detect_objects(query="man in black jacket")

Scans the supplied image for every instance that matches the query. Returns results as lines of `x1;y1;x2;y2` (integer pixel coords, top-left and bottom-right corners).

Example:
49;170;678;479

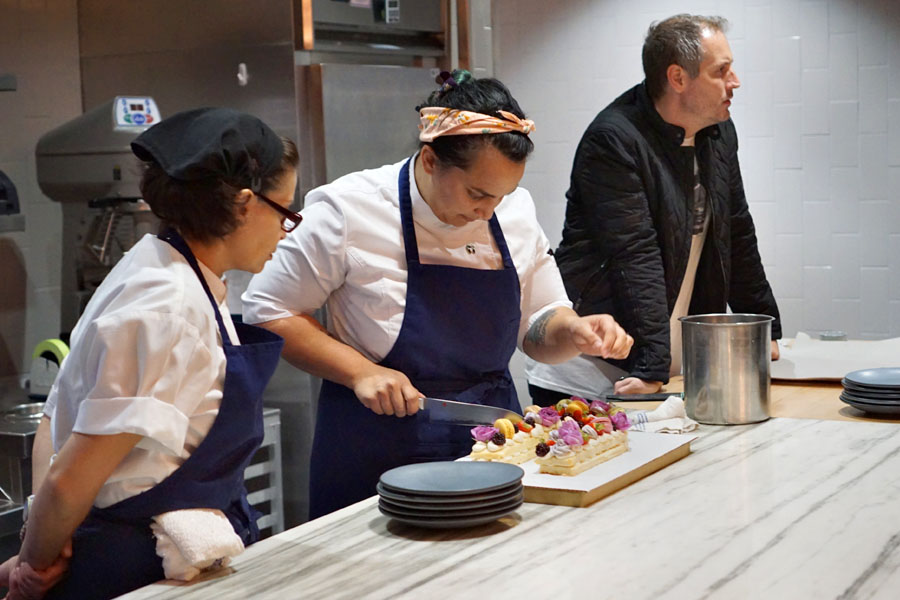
526;14;781;403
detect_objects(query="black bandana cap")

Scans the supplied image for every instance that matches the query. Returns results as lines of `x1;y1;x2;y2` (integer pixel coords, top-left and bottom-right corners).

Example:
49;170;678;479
131;107;283;192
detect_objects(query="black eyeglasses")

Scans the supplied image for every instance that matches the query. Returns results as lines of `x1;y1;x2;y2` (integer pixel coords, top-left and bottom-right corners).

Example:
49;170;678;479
256;193;303;233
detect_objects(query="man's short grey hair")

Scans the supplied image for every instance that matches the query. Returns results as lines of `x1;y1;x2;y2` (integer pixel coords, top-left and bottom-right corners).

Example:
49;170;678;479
642;14;729;101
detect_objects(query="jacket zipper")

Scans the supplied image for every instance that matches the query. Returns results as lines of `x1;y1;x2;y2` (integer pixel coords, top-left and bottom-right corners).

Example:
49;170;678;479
573;258;609;313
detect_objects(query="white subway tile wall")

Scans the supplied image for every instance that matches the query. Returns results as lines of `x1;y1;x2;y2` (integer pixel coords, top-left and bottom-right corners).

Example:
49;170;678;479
801;1;830;69
802;134;830;200
829;0;858;34
493;0;900;341
859;66;887;133
891;234;900;300
775;169;803;233
774;103;802;168
829;101;859;166
0;0;80;377
888;100;900;164
773;36;801;104
831;234;861;298
802;69;830;134
829;33;859;101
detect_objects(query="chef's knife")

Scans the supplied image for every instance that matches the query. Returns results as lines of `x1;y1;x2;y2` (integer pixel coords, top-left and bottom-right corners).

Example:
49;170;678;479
418;397;524;426
602;392;683;402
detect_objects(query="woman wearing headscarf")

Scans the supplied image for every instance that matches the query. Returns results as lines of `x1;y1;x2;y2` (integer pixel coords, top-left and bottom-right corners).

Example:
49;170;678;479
243;71;634;519
3;108;300;599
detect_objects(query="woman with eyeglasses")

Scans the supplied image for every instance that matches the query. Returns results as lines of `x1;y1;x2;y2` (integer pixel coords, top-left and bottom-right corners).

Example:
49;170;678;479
243;70;634;520
3;108;300;599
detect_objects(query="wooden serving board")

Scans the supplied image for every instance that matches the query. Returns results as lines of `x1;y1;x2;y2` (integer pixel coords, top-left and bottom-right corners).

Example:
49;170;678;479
520;432;696;507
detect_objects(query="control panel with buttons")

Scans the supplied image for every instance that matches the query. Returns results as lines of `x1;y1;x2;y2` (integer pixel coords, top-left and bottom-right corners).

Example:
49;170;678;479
114;96;161;130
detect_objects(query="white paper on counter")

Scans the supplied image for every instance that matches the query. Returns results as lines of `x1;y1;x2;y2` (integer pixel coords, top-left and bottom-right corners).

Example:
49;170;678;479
519;431;696;492
771;332;900;381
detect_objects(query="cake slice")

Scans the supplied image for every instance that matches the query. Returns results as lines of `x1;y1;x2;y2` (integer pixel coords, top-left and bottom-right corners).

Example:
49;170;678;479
469;418;546;464
534;416;629;476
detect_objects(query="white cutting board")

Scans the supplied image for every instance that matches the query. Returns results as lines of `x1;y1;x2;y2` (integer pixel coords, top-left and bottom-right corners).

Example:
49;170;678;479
516;431;696;507
771;333;900;381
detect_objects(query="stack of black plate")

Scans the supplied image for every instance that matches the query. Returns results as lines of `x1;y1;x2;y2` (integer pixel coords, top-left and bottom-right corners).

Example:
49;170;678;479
377;461;524;529
841;368;900;415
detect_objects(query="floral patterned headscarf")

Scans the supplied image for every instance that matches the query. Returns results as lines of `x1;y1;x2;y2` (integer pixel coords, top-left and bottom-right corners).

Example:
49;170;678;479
418;107;535;142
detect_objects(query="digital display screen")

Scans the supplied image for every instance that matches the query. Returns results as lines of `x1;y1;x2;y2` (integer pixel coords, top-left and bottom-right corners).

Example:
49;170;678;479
129;103;144;112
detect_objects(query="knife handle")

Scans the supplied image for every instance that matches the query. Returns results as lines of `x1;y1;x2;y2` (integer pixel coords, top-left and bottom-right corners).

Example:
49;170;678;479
418;397;425;411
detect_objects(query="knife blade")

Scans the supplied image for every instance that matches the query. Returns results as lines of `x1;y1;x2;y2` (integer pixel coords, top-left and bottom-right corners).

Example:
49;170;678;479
602;392;683;402
418;397;524;426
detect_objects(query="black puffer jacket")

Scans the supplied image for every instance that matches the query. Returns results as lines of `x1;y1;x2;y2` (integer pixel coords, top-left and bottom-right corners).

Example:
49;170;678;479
555;83;781;384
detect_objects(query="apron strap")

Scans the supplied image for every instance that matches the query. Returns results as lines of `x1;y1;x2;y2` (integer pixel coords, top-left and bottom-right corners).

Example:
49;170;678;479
398;158;420;266
398;156;517;269
158;228;234;347
487;214;515;269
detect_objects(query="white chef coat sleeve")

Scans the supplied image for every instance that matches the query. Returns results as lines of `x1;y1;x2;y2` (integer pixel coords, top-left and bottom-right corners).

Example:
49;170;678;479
242;191;349;323
71;310;215;455
43;382;58;418
515;197;572;349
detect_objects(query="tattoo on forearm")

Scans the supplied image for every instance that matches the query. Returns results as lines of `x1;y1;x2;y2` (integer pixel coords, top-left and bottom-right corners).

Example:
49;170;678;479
526;308;557;346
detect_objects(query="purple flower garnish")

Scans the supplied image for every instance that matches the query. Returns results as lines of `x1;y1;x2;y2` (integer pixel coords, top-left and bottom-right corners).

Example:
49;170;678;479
558;420;584;446
538;407;560;427
471;426;498;442
590;399;611;415
609;407;631;431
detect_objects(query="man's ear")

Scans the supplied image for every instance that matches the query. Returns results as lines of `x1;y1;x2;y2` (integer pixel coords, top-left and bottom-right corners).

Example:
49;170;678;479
666;64;688;94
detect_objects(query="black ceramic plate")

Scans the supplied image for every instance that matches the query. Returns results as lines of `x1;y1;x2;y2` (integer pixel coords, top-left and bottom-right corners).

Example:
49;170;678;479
379;461;524;496
378;485;523;512
840;391;900;405
375;482;522;510
840;394;900;415
841;382;900;400
378;498;523;529
378;493;524;518
844;368;900;390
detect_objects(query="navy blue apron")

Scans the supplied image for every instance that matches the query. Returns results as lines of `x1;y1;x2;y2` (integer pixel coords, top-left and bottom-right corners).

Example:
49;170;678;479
47;230;284;600
309;158;522;519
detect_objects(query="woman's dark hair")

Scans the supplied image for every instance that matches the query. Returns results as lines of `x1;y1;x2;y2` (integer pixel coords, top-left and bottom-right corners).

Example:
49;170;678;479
417;70;534;170
139;137;299;242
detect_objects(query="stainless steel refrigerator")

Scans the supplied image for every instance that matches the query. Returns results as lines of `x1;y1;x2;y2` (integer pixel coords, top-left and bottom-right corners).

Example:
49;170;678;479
75;0;445;526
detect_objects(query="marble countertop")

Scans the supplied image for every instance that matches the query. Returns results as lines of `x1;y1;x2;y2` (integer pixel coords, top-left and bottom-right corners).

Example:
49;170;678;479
628;377;900;424
122;417;900;599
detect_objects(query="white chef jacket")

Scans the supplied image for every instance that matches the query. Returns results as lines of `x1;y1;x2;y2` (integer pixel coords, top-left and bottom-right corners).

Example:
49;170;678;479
242;155;571;362
44;234;238;508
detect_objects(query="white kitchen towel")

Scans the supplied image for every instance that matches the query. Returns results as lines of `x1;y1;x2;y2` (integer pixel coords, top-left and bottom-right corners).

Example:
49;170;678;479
628;396;698;434
150;508;245;581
